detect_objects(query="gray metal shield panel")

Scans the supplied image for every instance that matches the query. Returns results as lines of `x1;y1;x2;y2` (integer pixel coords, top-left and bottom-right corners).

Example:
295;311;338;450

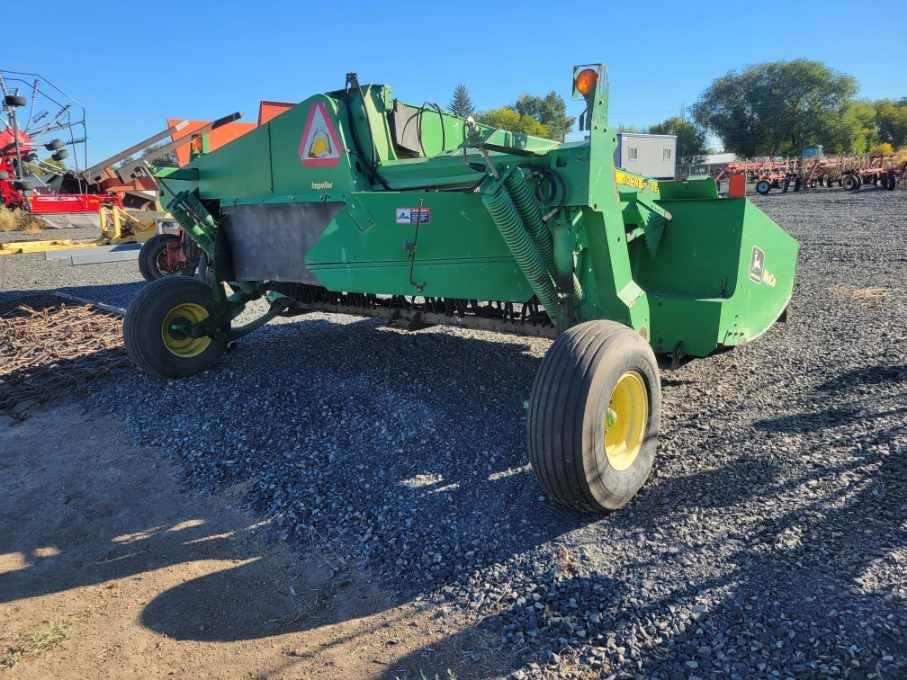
222;202;343;283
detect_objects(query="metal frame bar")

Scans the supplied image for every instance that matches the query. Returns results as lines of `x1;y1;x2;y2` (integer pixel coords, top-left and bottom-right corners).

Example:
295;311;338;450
284;301;558;338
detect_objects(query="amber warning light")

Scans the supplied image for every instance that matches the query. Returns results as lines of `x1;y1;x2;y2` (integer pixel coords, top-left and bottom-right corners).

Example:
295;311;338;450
574;68;598;97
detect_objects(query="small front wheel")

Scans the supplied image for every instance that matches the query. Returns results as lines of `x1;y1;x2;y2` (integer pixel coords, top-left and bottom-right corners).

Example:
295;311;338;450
124;276;227;379
139;234;195;281
528;321;661;512
755;180;771;195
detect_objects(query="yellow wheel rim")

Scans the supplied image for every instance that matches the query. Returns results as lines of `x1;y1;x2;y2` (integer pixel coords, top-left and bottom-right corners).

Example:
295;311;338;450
603;371;648;471
161;303;211;358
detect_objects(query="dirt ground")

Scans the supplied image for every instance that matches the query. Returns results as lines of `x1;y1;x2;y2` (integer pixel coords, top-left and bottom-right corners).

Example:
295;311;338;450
0;403;505;679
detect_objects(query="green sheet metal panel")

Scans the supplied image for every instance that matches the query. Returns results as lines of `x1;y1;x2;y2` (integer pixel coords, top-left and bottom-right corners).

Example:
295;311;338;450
647;295;724;356
718;199;799;347
194;126;274;200
267;95;362;201
306;191;534;301
632;198;747;299
634;197;798;356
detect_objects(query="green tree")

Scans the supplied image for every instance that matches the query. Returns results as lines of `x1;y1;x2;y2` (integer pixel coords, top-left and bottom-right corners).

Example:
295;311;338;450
876;99;907;148
693;59;857;157
514;92;575;141
647;117;707;161
475;107;550;138
833;100;878;153
448;84;475;118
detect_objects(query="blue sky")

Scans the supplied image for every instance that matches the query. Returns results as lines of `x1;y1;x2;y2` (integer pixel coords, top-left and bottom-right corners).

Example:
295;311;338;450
6;0;905;164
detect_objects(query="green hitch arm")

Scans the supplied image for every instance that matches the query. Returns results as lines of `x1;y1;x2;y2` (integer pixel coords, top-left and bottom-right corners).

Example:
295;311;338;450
165;190;218;259
227;291;293;341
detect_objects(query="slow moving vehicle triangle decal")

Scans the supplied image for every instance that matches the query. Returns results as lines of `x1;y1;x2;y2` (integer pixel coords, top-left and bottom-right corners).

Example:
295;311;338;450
298;101;343;168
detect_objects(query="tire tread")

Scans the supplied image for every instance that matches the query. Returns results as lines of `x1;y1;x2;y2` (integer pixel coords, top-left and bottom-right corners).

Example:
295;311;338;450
528;320;660;513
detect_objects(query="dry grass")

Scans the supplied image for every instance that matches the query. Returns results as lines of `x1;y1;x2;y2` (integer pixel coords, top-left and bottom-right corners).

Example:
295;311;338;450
0;622;69;669
0;206;16;231
21;216;45;234
0;297;129;420
0;205;45;233
829;285;890;300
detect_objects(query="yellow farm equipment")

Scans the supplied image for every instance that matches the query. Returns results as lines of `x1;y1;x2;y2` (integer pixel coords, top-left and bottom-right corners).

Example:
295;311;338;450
0;205;160;256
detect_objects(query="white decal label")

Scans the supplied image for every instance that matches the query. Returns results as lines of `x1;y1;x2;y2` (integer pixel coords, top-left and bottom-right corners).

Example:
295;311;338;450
395;207;430;225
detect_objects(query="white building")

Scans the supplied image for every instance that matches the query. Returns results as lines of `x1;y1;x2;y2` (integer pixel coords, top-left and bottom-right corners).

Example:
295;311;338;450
687;152;737;178
615;132;677;179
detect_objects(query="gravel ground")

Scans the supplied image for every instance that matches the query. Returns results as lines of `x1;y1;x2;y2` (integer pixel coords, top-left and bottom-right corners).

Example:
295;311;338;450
8;188;907;677
0;225;100;244
0;239;142;309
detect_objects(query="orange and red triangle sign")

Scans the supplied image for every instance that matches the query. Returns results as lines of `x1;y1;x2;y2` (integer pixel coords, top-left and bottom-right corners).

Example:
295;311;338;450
298;101;344;168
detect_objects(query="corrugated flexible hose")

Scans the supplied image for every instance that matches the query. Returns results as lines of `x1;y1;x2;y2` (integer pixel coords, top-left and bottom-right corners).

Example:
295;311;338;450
503;168;555;272
481;184;560;320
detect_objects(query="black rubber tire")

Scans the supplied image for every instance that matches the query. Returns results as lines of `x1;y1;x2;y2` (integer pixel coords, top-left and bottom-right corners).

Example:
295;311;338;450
44;139;65;151
528;320;661;512
138;234;194;281
4;94;26;107
139;234;174;281
886;172;897;190
843;174;859;191
755;180;771;195
123;276;227;379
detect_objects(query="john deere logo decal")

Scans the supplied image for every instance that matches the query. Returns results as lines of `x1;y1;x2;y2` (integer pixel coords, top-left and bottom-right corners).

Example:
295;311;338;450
749;246;766;284
299;101;343;168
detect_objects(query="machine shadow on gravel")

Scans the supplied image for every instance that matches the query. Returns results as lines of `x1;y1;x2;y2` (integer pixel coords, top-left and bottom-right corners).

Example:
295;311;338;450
0;282;143;310
632;421;906;676
91;315;599;643
384;412;907;677
754;361;906;435
815;364;907;393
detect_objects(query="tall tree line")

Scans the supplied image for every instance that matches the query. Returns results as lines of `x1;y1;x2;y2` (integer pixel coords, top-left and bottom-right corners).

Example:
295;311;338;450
693;60;907;156
447;61;906;156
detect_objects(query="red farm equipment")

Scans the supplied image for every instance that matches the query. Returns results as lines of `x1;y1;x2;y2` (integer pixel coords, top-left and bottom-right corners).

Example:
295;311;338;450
0;69;125;221
1;73;296;276
715;153;903;196
1;69;279;227
811;154;903;191
1;67;290;268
